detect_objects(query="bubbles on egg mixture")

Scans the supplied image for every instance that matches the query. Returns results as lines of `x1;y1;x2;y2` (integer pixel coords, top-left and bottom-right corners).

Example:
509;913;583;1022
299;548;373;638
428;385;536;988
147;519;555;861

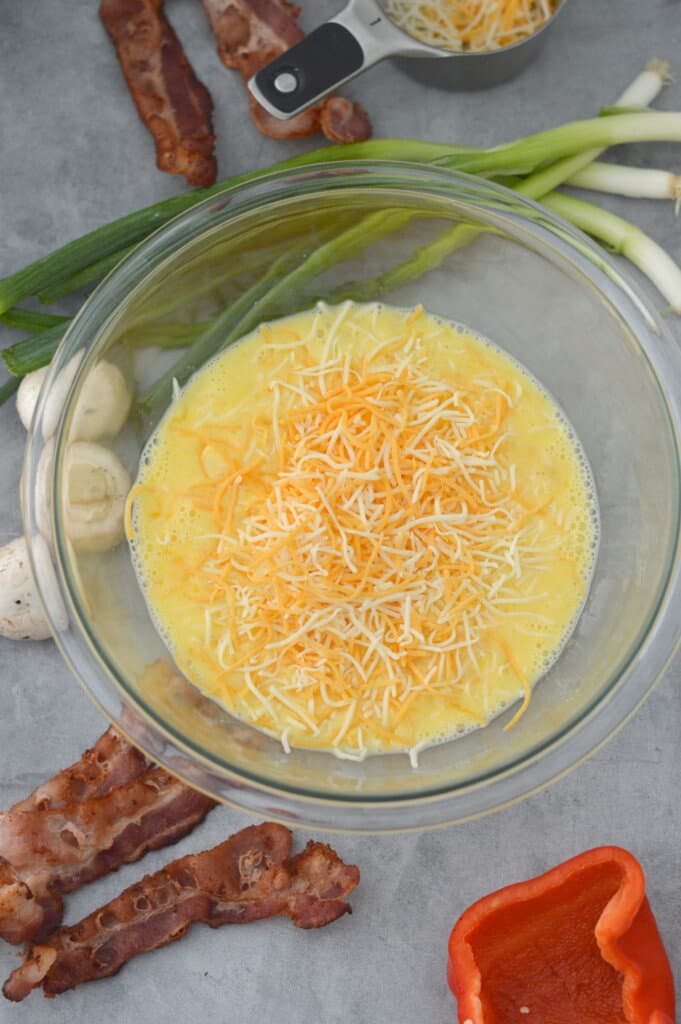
367;307;599;757
404;378;600;756
128;301;600;761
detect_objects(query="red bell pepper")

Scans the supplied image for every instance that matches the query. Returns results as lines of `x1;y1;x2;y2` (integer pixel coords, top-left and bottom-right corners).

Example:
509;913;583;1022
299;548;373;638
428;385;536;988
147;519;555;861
448;846;675;1024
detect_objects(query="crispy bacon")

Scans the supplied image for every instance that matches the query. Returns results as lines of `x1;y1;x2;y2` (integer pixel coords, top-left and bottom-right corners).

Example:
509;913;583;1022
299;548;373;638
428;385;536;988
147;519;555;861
3;824;360;1001
202;0;304;67
200;0;372;143
224;44;317;140
11;728;147;813
0;761;215;945
319;97;372;145
0;729;149;946
100;0;217;186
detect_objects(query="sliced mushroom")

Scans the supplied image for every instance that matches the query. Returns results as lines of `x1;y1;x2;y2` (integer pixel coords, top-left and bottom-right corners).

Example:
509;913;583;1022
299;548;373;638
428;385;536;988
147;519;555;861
63;442;131;553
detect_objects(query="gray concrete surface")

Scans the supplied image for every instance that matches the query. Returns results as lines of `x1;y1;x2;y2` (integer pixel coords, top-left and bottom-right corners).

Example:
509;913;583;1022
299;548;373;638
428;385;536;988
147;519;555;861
1;1;680;1021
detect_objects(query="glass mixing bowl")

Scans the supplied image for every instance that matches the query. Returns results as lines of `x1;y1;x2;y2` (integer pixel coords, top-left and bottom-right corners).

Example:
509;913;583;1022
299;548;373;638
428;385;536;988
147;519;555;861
23;163;681;831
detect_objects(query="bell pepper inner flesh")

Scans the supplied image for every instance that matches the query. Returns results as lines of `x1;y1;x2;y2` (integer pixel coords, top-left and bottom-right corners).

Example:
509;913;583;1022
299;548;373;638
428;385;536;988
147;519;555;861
466;863;626;1024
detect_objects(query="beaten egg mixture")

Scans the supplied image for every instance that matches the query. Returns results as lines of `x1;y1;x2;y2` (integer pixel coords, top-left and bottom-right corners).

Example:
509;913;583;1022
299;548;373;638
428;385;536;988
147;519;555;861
127;302;597;762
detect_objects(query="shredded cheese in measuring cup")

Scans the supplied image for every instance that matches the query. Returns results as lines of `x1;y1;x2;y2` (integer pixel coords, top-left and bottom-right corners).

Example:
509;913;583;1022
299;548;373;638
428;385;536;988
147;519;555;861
384;0;559;53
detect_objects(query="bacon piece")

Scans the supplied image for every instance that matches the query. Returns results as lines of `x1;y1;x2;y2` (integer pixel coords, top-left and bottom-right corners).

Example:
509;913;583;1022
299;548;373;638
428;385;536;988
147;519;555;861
0;766;215;945
319;97;373;145
3;824;360;1001
200;1;372;143
0;861;63;949
11;728;147;813
203;0;304;67
0;728;148;945
100;0;217;186
244;56;324;139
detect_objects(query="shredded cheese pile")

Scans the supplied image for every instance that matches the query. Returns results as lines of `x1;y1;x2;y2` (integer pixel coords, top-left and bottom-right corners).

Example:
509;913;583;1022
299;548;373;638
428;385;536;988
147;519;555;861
385;0;559;53
130;305;572;762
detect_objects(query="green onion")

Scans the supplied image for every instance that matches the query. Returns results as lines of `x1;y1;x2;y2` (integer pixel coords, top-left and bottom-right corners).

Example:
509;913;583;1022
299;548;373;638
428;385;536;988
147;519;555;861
2;322;69;375
598;106;655;117
37;245;139;304
567;161;681;203
140;210;415;412
0;61;678;416
138;209;417;414
230;209;417;327
4;105;681;315
515;66;667;202
0;141;463;316
448;112;681;178
36;213;350;307
613;59;671;106
322;223;483;306
137;103;681;414
128;218;353;332
138;255;296;415
0;309;69;331
0;200;202;317
542;191;681;312
0;376;20;405
322;62;672;304
122;321;209;349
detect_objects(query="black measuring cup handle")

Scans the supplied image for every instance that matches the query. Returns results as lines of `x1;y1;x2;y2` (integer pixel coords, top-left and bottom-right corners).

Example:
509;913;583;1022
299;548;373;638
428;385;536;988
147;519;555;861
248;0;437;120
249;24;366;118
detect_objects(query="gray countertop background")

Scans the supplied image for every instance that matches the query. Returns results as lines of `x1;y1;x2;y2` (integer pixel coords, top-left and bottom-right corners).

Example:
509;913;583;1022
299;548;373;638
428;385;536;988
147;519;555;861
1;1;680;1021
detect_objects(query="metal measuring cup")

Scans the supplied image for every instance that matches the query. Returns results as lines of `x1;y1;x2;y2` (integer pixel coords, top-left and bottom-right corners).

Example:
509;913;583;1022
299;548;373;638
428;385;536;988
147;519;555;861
248;0;568;118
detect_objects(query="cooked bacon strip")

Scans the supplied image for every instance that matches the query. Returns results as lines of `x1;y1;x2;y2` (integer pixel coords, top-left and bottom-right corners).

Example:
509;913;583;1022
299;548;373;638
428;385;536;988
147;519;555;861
0;729;149;945
11;728;147;813
100;0;217;186
0;767;215;945
236;48;325;139
202;0;304;67
3;824;359;1001
200;0;372;143
0;861;63;950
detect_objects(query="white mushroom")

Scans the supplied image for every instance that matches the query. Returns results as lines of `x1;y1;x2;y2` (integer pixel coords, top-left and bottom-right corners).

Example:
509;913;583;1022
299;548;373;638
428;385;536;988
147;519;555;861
70;361;131;442
42;352;83;440
18;357;131;443
35;438;54;540
16;367;48;431
31;534;68;633
0;537;52;640
63;442;131;553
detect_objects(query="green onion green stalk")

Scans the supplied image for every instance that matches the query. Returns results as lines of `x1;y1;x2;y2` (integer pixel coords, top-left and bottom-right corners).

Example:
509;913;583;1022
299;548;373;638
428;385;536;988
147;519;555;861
1;60;679;411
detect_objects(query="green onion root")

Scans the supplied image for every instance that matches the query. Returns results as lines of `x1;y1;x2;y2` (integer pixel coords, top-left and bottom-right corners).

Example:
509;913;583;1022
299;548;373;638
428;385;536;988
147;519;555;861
616;59;672;107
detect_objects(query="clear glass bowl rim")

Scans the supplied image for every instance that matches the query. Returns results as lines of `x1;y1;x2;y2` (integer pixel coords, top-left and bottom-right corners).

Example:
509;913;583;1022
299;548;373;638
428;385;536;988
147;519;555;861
23;161;681;832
